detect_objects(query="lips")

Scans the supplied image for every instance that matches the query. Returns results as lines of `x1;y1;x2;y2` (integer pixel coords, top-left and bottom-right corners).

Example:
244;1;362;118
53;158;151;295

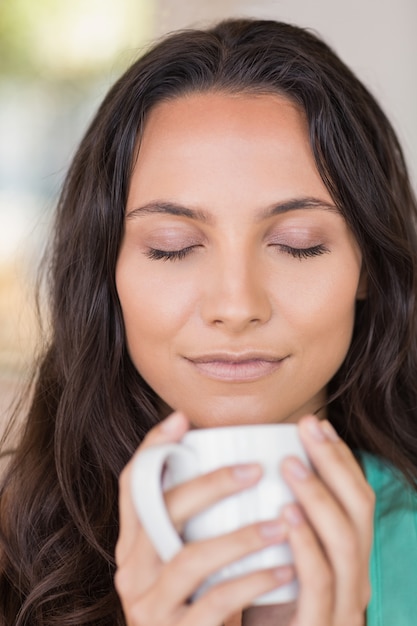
185;352;286;382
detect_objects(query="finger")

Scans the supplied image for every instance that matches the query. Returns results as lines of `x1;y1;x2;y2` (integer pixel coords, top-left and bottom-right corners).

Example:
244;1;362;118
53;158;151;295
164;463;262;530
142;518;290;617
126;565;294;626
116;463;263;600
115;516;168;606
179;566;295;626
283;505;333;626
117;514;290;623
282;456;366;617
297;415;374;570
116;411;190;567
298;416;374;532
283;418;373;619
140;410;190;450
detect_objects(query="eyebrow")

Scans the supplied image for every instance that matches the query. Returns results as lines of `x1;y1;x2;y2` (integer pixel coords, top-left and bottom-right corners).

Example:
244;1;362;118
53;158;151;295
126;197;338;223
126;201;211;223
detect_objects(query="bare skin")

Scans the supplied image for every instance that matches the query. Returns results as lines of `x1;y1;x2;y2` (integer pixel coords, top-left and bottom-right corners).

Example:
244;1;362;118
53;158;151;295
115;412;373;625
115;93;373;624
116;93;366;429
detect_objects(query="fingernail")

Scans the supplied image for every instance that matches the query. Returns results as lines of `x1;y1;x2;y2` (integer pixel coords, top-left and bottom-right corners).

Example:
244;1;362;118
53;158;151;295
273;565;295;582
321;420;340;442
305;416;326;442
233;464;262;483
283;505;304;527
161;412;186;434
285;458;310;480
259;519;287;539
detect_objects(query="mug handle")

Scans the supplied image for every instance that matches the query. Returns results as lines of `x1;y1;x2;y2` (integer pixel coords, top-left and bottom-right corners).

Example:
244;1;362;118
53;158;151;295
130;443;197;561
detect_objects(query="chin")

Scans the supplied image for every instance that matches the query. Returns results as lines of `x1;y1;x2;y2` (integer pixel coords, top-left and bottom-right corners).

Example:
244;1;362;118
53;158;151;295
176;397;284;429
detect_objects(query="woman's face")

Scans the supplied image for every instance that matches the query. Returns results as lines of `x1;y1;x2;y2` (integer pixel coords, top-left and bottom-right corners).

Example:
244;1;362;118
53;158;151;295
116;92;364;427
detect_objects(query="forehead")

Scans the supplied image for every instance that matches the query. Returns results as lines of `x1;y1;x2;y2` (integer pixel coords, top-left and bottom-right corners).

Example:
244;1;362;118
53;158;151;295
128;92;333;213
138;91;309;155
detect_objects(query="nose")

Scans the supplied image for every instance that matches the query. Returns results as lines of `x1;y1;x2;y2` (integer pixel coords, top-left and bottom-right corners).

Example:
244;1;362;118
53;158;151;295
200;254;272;333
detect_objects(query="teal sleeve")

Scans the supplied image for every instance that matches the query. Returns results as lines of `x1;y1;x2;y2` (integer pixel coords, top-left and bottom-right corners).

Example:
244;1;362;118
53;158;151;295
360;453;417;626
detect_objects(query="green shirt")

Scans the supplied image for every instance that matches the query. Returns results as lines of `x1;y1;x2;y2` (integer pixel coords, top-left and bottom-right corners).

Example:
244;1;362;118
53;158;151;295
359;453;417;625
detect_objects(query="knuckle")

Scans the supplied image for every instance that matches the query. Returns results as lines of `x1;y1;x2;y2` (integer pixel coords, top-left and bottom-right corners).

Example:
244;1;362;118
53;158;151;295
359;478;375;501
119;463;132;492
290;519;333;595
129;599;153;626
349;611;366;626
142;417;178;447
141;429;160;447
310;562;333;595
114;566;132;600
234;524;263;553
173;544;201;579
355;484;375;522
324;519;358;559
364;484;376;511
336;530;359;561
219;465;237;487
206;466;236;491
114;538;124;567
203;585;231;614
308;486;330;510
200;467;226;492
362;580;372;606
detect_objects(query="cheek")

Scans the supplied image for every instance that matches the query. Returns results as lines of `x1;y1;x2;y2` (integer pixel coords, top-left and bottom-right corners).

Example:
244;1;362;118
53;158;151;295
115;255;197;360
300;274;359;368
277;256;360;349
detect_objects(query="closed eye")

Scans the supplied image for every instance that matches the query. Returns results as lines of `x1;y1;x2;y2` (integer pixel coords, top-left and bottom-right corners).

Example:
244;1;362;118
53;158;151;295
145;246;198;261
145;243;329;262
276;244;330;259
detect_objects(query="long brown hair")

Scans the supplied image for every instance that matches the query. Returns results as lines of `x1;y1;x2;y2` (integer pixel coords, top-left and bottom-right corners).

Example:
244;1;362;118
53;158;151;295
1;18;417;625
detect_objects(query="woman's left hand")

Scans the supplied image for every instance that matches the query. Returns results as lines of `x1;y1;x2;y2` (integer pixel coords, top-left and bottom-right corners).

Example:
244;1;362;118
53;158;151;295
244;414;375;626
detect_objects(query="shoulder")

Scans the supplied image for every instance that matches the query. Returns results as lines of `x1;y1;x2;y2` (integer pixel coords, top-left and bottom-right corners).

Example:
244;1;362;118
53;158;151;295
359;451;417;508
357;452;417;626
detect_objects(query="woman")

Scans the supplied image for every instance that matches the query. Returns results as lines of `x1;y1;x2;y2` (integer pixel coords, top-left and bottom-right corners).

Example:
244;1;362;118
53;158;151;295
1;18;417;626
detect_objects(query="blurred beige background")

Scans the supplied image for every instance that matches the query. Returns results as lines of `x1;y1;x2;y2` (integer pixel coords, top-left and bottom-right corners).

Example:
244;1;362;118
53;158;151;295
1;0;416;424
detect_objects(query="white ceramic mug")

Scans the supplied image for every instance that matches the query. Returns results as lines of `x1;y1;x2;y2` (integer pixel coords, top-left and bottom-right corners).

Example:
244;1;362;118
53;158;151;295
131;423;310;605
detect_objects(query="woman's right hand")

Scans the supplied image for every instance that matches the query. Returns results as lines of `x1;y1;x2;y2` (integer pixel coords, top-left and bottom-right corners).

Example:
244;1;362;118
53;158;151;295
114;411;295;626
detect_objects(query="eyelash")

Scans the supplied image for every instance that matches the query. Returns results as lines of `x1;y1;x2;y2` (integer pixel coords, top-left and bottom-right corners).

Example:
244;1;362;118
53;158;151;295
145;244;329;262
276;244;329;259
145;246;197;261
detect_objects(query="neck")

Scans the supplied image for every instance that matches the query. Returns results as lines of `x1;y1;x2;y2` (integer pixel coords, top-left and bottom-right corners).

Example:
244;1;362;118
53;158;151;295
224;603;296;626
242;602;296;626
